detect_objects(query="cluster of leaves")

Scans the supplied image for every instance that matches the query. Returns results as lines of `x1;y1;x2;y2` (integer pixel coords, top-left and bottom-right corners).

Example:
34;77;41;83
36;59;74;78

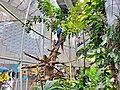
51;66;116;90
74;0;120;77
25;16;42;33
75;0;120;60
38;0;55;16
32;80;59;90
38;0;63;31
62;0;106;36
74;0;107;63
63;0;120;89
107;15;120;52
25;0;69;35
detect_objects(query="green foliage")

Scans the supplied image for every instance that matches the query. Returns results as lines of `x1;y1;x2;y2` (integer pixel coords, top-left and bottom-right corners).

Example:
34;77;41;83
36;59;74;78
51;66;116;90
74;0;108;63
106;21;120;52
38;0;55;16
25;16;41;33
32;80;58;90
71;0;119;89
26;0;69;36
62;0;106;36
52;79;78;90
37;0;68;32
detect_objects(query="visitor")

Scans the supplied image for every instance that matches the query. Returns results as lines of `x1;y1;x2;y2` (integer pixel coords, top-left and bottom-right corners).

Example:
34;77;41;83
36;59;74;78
0;72;10;90
8;69;15;89
8;69;15;80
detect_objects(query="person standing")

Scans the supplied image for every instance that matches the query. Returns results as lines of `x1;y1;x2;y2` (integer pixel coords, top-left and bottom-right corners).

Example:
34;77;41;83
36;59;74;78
8;69;15;89
8;69;15;80
0;72;10;90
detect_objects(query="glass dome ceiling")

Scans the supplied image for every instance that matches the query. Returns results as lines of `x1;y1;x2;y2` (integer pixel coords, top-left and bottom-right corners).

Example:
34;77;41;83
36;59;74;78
1;0;59;17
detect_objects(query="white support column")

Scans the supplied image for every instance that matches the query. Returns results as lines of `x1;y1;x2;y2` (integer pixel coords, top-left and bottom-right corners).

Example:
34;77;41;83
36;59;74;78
50;28;52;49
26;77;28;90
15;77;18;90
19;0;32;90
19;62;22;90
68;34;72;79
41;18;44;55
75;36;77;61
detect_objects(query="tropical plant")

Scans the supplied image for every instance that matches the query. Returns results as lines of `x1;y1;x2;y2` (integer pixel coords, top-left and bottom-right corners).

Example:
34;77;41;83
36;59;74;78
25;0;69;34
52;66;116;90
32;80;60;90
62;0;119;89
